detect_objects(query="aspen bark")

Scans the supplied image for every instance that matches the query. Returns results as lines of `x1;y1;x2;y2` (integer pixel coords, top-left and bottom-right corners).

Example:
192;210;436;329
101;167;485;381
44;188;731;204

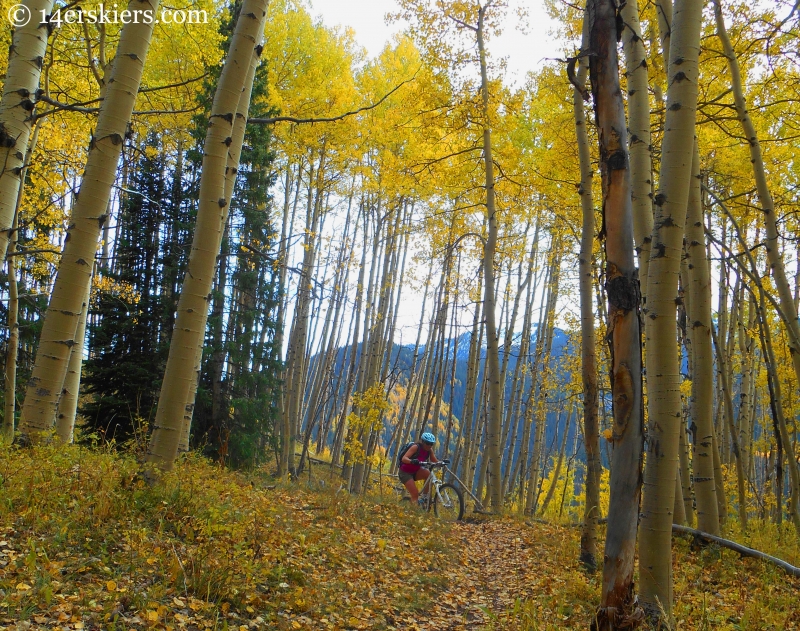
587;1;644;626
19;0;161;440
2;240;20;444
572;16;601;572
476;5;503;511
0;0;55;260
146;0;269;472
684;139;720;534
2;115;42;444
677;421;694;527
638;0;703;620
620;0;653;297
177;29;263;457
55;275;91;444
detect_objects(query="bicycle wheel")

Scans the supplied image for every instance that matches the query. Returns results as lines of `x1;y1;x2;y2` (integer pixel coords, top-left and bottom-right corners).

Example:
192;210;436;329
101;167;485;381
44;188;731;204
434;483;464;521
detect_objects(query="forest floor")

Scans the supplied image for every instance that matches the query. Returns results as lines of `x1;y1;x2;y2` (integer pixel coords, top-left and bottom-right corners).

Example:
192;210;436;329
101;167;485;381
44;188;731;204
1;444;800;630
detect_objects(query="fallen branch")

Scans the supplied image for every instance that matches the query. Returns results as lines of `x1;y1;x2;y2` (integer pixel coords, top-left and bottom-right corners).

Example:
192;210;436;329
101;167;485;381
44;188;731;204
672;524;800;578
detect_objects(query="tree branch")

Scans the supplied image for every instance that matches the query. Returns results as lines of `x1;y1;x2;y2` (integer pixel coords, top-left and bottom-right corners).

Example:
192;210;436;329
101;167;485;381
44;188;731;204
672;524;800;578
249;72;419;125
33;74;209;120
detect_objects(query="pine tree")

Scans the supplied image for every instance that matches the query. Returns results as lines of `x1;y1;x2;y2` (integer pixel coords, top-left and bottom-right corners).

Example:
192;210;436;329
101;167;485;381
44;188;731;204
82;136;179;440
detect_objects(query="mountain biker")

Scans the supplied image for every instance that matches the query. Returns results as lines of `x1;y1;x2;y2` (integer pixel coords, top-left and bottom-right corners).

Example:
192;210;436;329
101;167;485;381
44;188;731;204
398;432;439;505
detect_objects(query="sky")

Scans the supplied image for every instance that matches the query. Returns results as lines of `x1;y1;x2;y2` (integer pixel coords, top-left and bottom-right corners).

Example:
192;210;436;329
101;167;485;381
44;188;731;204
306;0;560;86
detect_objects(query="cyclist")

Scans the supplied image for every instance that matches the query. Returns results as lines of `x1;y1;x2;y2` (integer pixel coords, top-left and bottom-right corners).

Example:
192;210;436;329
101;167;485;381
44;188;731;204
398;432;439;505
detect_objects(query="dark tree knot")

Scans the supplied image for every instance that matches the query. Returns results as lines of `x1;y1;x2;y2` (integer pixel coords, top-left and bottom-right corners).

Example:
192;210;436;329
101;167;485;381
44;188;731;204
606;273;640;312
607;149;627;171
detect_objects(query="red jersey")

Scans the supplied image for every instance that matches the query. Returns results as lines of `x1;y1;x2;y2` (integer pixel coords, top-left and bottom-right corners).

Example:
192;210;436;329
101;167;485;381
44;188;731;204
399;444;432;475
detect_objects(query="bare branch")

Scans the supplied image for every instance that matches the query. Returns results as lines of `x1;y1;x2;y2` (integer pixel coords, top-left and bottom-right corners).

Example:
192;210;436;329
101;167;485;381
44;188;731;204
250;72;419;125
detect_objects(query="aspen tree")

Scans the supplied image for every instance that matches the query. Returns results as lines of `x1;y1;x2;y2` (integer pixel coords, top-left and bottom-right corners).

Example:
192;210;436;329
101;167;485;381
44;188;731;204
330;208;369;467
538;405;573;516
571;15;601;572
475;2;504;511
514;265;551;511
619;0;653;296
677;250;694;528
684;139;720;534
146;0;269;472
177;32;264;456
55;277;90;444
736;297;756;477
711;325;748;530
0;0;55;261
525;252;560;515
19;0;162;440
2;224;20;444
457;268;484;482
586;0;644;626
2;108;43;444
501;236;539;498
756;300;800;534
285;152;326;475
638;0;703;620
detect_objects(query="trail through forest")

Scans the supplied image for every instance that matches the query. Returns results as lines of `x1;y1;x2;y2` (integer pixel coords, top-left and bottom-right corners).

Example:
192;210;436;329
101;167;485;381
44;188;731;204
416;519;593;630
1;448;800;630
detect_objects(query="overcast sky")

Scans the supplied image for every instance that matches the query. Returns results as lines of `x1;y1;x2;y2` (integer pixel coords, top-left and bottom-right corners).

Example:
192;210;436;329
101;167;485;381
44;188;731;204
306;0;560;86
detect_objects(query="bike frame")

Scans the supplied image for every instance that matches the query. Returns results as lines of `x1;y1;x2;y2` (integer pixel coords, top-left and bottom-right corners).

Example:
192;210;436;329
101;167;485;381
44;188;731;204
419;462;485;513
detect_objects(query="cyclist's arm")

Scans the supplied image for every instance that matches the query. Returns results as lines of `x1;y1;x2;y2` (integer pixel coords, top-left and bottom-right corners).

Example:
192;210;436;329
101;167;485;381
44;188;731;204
401;444;419;464
430;451;439;463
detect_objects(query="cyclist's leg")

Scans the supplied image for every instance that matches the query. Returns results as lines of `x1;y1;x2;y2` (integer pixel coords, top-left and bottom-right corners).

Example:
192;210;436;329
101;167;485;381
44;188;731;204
400;471;420;501
416;468;431;496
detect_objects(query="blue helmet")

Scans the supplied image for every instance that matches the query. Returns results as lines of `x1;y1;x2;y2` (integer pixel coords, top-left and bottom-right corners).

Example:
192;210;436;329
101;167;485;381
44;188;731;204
421;432;436;445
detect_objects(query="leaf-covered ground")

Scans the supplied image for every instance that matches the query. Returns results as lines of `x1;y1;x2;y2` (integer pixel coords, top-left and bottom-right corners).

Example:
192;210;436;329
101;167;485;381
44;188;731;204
1;445;799;630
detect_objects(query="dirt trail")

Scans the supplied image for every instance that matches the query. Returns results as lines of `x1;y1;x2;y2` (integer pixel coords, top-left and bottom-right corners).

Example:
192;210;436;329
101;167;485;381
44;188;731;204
401;519;595;630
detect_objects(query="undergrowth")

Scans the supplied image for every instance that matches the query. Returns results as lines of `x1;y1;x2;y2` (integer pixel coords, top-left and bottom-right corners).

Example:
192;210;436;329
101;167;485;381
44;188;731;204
1;444;798;630
0;443;450;630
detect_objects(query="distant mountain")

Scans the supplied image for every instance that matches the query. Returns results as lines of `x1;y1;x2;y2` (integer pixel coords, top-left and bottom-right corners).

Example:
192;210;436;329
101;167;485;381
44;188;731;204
313;326;589;481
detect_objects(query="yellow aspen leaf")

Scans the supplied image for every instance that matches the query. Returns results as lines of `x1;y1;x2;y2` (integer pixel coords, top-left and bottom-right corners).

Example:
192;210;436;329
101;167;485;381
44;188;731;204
146;610;159;622
602;428;614;441
173;597;186;608
15;583;31;590
106;580;117;592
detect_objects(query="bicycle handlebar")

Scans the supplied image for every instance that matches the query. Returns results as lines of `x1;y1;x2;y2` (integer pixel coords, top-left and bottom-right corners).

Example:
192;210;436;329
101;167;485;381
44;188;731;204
420;460;450;469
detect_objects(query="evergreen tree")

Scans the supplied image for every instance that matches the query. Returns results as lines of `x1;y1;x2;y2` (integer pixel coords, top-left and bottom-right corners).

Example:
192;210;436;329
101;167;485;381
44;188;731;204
82;136;186;439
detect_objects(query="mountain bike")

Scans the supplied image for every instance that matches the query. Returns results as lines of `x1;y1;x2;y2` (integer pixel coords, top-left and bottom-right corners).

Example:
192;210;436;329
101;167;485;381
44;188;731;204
417;461;465;521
